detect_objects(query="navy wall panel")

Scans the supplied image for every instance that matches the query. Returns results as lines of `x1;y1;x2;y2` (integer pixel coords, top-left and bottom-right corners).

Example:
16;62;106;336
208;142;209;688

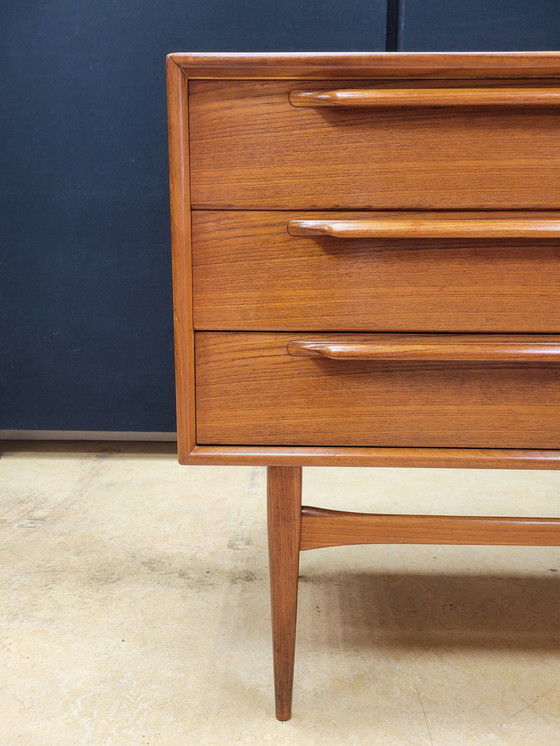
2;1;557;432
401;0;560;51
0;1;387;432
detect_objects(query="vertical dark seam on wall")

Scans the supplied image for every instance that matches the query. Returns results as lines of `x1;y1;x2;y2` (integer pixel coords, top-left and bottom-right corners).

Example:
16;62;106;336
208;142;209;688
397;0;406;50
386;0;406;51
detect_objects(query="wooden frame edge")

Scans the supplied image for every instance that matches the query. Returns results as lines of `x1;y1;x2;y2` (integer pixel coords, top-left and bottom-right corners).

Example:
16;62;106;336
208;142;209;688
167;51;560;80
181;445;560;469
167;56;195;462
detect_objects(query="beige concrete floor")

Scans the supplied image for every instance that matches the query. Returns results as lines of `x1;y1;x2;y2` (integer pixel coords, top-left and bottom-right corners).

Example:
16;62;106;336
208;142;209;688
1;441;560;745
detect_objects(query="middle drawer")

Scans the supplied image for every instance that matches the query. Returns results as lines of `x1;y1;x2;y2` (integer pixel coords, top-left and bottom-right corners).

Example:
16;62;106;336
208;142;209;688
192;211;560;332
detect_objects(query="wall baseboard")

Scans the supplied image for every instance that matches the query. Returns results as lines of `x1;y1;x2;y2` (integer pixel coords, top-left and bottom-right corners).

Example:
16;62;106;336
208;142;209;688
0;430;177;441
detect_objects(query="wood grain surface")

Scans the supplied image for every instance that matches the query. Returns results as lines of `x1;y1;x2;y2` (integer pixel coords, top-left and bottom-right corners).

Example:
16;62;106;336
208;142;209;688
171;52;560;467
184;445;560;469
169;52;560;80
287;338;560;361
300;506;560;550
189;79;560;209
267;467;301;721
287;215;560;238
167;57;195;463
289;86;560;107
195;332;560;449
192;210;560;332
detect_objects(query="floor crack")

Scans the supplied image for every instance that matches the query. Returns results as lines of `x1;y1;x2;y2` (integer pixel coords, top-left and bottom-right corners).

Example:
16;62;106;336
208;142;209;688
414;680;434;746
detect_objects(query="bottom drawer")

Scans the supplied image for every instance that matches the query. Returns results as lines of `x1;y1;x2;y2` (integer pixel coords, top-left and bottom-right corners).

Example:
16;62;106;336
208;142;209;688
195;333;560;448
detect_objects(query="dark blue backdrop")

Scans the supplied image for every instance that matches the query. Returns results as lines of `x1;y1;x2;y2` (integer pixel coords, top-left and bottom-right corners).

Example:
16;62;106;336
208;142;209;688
1;1;558;432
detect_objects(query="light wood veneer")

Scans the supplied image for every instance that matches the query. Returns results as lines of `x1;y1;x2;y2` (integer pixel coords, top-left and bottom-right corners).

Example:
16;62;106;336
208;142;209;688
189;79;560;209
192;210;560;332
195;332;560;448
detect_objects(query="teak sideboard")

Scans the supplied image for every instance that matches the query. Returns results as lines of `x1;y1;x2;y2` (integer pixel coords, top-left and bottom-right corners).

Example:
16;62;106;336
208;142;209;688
166;52;560;720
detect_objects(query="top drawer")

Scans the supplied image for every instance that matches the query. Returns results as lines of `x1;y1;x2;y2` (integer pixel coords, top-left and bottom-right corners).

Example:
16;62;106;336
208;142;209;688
189;79;560;209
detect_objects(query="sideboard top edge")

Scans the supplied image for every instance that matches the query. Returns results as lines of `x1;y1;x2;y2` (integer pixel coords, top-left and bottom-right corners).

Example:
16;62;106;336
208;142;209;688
167;52;560;79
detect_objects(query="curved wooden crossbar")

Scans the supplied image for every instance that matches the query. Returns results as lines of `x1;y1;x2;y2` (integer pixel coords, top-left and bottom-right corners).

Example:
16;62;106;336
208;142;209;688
300;505;560;551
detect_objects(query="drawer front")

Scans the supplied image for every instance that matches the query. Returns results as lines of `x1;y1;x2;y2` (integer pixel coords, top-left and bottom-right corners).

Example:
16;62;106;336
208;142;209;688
193;210;560;332
189;79;560;209
195;333;560;448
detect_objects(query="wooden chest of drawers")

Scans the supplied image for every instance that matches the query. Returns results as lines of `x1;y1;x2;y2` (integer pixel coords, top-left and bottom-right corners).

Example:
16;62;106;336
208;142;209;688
167;52;560;720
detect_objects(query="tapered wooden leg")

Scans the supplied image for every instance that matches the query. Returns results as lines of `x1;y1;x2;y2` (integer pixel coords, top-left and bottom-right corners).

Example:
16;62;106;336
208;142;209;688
267;465;302;721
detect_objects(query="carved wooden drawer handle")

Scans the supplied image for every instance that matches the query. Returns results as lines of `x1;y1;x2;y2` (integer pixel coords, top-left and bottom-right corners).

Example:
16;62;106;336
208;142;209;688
287;340;560;362
289;87;560;108
287;217;560;239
